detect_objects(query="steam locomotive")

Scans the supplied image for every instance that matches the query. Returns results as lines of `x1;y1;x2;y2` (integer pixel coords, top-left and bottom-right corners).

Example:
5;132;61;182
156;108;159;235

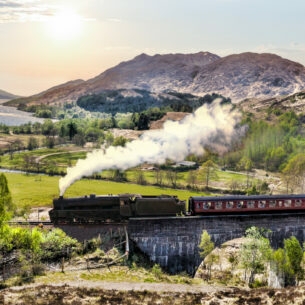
49;193;186;224
49;193;305;224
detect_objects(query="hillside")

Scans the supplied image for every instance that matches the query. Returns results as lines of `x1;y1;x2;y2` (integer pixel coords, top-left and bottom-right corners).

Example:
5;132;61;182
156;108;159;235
238;90;305;120
0;89;19;100
6;51;305;107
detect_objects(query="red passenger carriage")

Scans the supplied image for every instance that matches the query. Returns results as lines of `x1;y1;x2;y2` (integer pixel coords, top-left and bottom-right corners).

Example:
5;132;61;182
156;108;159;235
189;194;305;215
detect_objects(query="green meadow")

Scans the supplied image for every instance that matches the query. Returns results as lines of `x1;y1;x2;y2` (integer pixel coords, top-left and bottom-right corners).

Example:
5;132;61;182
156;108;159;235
5;172;206;210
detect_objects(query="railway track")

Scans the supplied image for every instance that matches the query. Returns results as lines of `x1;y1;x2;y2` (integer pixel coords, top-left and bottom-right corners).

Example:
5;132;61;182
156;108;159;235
7;221;53;227
7;221;127;227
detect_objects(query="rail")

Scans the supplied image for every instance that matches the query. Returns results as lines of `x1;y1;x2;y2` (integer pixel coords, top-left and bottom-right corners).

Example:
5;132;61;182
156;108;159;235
7;221;53;226
7;220;129;226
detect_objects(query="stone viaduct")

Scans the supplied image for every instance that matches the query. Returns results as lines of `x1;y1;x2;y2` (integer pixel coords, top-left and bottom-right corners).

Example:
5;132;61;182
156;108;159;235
59;212;305;276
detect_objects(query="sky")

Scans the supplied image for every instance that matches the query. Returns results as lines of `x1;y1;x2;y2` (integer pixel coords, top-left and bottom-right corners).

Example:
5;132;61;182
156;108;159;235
1;0;305;97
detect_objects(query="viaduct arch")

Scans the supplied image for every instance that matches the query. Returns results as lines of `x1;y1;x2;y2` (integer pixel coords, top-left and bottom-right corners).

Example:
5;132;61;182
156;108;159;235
128;213;305;275
59;212;305;275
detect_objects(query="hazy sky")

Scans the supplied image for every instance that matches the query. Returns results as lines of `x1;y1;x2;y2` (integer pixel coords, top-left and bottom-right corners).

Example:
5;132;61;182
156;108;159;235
1;0;305;96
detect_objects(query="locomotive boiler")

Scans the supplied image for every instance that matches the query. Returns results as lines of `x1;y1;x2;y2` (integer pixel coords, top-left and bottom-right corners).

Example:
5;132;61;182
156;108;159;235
49;193;186;224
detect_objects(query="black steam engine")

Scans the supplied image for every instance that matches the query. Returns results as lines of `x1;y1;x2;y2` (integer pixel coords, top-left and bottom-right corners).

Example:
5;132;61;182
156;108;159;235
49;193;305;224
49;193;186;224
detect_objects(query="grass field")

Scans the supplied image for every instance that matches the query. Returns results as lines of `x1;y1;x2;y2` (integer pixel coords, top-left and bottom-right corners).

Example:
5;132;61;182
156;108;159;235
2;144;275;214
5;172;206;211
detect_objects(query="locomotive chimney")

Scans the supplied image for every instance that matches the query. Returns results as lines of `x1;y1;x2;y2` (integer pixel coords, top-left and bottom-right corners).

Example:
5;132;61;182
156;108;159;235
59;195;63;200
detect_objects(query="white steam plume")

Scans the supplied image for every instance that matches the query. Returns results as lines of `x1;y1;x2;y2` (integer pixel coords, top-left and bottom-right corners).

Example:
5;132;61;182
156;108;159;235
59;100;241;195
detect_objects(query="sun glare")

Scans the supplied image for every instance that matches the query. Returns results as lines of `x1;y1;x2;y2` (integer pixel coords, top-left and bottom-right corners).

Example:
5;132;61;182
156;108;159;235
46;9;83;41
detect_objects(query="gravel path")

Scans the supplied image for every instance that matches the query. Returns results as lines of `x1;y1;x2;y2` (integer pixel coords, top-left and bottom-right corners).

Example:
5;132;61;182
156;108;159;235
66;280;225;293
6;280;226;294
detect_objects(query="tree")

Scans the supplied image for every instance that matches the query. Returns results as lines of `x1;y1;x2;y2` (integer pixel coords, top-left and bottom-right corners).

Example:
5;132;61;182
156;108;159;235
67;120;78;140
105;132;114;147
42;119;56;137
198;230;215;280
198;230;214;259
240;226;272;286
112;169;127;182
154;168;164;186
137;113;150;130
44;136;55;149
165;170;178;188
282;154;305;193
199;160;218;189
187;170;197;189
135;169;147;185
270;248;286;287
284;236;303;285
27;136;39;151
8;138;23;160
238;156;253;189
228;252;239;274
23;155;36;173
270;237;304;287
73;134;86;147
0;173;14;227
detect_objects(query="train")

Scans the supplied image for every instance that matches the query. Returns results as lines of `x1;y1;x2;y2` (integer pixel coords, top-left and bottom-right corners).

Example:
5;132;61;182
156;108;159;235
49;193;305;224
49;193;186;224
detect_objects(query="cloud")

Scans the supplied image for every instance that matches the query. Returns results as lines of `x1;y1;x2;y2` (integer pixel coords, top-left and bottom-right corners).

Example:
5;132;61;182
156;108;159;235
0;1;22;8
0;0;56;23
106;18;121;23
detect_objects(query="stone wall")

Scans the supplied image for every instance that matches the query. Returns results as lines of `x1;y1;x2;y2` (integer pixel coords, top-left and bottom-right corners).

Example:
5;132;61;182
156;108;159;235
128;213;305;275
57;223;127;243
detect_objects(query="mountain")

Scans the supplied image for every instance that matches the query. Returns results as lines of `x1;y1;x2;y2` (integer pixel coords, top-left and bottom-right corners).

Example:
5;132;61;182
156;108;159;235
0;89;19;100
87;52;220;93
191;53;305;101
6;79;86;107
6;52;305;106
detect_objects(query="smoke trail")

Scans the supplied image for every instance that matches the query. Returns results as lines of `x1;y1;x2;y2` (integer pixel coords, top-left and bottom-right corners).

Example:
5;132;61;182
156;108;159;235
59;100;242;195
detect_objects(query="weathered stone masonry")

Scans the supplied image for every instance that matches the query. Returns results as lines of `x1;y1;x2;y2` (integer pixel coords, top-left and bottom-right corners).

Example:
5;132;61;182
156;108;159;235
57;213;305;276
128;213;305;275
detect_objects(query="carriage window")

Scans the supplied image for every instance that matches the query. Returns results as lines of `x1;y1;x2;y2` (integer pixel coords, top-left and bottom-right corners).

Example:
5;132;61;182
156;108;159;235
295;199;302;207
278;200;283;207
226;201;234;208
204;202;211;209
284;200;292;207
247;201;255;208
258;200;266;208
196;202;201;209
215;202;223;209
237;201;244;208
269;200;276;208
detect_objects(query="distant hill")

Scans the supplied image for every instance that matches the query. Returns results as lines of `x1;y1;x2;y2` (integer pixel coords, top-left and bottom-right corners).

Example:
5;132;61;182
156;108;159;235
0;89;19;100
6;51;305;106
5;79;85;107
238;90;305;121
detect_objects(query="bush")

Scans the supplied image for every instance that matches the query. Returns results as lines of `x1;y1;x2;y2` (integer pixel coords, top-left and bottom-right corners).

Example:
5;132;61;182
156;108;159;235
40;228;81;261
151;264;164;280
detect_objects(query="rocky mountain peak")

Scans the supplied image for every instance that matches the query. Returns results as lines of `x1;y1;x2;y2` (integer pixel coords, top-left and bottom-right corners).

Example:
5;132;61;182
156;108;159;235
6;51;305;105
